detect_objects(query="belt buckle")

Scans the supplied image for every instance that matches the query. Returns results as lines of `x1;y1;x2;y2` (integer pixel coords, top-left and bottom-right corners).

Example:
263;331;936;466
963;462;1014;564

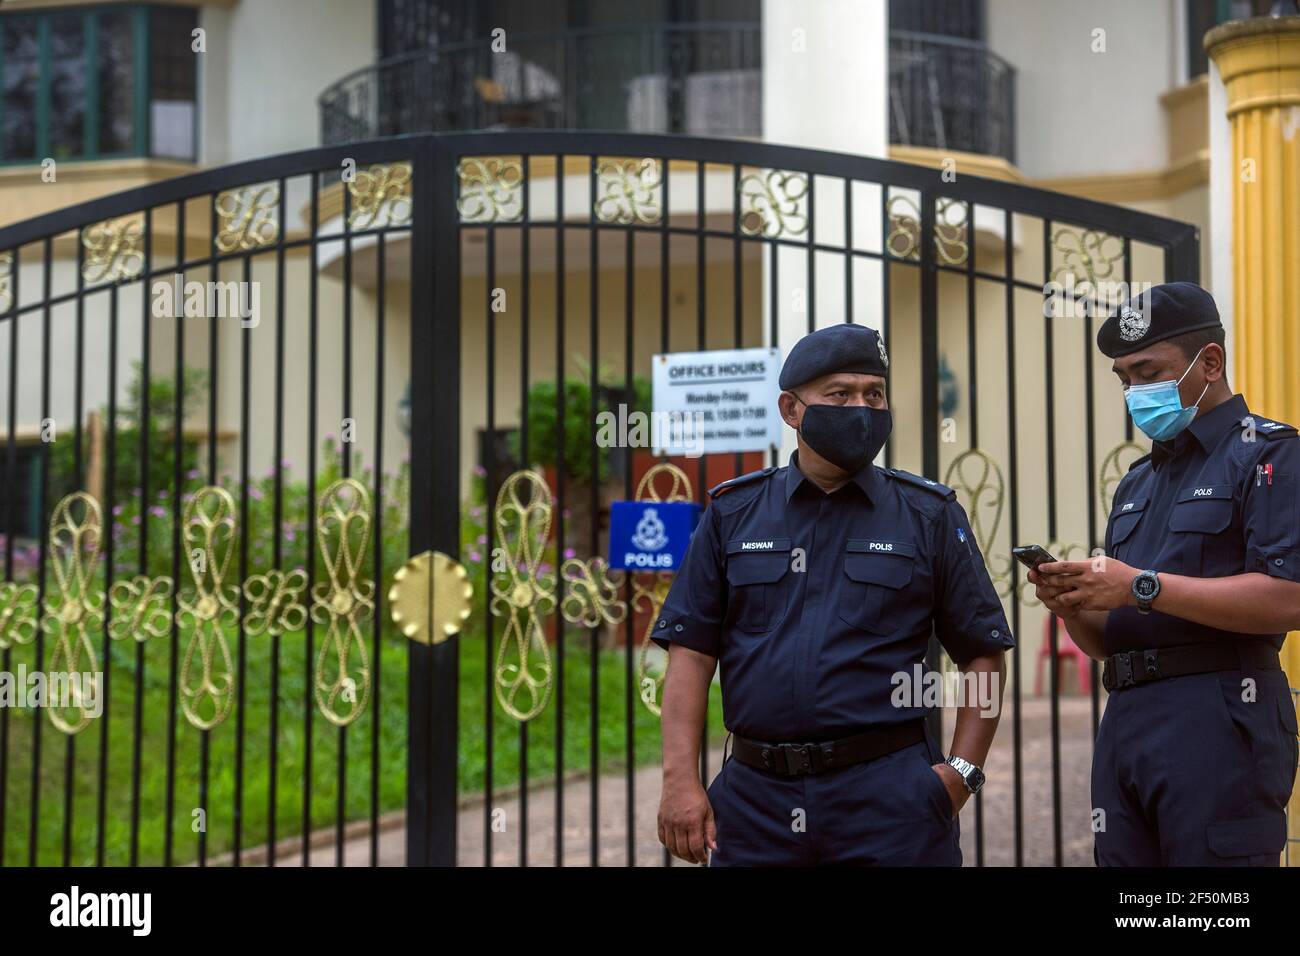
782;743;813;775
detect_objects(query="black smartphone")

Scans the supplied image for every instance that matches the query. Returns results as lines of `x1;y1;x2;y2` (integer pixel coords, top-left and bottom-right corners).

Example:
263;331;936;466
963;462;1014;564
1012;544;1058;571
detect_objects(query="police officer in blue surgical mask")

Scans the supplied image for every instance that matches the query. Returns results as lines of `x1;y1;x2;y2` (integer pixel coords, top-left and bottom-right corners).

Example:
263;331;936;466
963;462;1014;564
1031;282;1300;866
653;323;1013;866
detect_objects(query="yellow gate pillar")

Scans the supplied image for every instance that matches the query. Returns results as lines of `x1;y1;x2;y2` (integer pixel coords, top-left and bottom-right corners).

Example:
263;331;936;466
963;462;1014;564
1206;15;1300;863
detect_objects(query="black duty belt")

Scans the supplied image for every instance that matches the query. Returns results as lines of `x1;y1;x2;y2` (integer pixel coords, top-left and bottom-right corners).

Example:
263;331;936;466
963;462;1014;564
730;719;925;778
1102;640;1281;692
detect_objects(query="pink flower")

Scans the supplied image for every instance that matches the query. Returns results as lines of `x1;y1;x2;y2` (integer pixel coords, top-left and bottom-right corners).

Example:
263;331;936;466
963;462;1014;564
563;547;576;559
469;550;482;562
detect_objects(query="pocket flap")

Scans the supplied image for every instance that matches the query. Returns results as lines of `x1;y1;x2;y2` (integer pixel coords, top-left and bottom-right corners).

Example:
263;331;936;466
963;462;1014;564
726;550;790;586
1170;496;1233;533
844;542;915;589
1205;816;1285;859
1110;496;1148;545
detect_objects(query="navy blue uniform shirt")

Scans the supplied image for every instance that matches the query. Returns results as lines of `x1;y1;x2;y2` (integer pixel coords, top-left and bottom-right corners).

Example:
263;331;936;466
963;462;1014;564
1104;393;1300;654
651;452;1013;741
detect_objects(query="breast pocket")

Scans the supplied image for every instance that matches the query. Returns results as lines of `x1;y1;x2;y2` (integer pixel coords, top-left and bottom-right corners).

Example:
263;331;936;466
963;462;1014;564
725;538;792;634
1107;496;1147;561
838;540;916;634
1169;485;1235;571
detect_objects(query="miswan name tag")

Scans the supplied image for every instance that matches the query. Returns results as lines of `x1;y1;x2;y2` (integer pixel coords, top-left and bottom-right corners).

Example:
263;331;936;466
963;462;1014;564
608;500;702;570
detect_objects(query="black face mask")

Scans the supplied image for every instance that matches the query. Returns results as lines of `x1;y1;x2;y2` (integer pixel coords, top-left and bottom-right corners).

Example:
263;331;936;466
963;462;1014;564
794;396;892;473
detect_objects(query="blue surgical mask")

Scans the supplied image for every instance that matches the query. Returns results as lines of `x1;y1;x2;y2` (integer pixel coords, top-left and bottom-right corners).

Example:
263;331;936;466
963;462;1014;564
1123;345;1210;442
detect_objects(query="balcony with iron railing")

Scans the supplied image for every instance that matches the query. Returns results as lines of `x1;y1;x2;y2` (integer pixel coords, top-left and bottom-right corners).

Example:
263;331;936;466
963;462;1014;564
319;22;763;146
889;30;1017;164
318;24;1017;164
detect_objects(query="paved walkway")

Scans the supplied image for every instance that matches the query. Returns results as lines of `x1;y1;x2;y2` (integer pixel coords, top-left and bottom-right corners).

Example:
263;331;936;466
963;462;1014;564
237;696;1098;867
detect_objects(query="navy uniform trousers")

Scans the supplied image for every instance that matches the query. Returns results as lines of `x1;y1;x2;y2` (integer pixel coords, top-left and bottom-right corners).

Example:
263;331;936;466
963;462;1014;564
707;726;961;867
1092;667;1297;866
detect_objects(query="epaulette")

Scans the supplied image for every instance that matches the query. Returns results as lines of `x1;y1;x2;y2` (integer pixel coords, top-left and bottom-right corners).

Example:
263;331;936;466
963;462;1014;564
885;468;956;500
1243;416;1298;441
1126;453;1152;472
708;466;777;499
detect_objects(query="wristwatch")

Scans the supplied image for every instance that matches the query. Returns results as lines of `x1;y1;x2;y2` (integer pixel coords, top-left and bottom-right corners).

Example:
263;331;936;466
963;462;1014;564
1131;569;1161;614
946;755;985;794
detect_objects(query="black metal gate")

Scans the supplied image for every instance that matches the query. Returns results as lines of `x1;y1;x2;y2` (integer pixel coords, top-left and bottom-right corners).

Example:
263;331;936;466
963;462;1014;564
0;131;1198;867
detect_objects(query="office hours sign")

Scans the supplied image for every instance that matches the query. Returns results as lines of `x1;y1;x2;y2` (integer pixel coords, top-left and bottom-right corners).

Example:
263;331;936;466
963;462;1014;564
650;347;781;456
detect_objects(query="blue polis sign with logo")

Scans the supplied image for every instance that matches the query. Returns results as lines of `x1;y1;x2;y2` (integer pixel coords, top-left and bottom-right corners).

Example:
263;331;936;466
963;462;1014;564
608;501;702;571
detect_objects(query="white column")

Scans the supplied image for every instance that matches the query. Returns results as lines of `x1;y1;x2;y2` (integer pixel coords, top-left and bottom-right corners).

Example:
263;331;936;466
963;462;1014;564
762;0;889;460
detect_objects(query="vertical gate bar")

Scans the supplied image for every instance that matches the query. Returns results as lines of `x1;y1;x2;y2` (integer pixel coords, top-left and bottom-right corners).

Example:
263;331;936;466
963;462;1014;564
661;160;674;867
165;200;186;868
881;187;893;469
554;153;567;868
198;192;220;869
130;208;153;867
407;143;433;867
29;237;52;867
919;189;942;751
64;231;88;868
845;179;854;324
97;281;120;866
338;177;354;868
768;240;778;471
519;157;531;870
371;229;386;868
484;222;496;868
694;163;706;792
1042;220;1062;867
269;176;287;867
304;171;320;866
407;134;459;867
0;246;17;865
962;199;985;866
1003;209;1024;865
235;251;251;866
588;156;599;868
732;165;742;481
806;175;815;333
623;225;635;867
1122;238;1134;444
428;138;462;868
1082;269;1099;745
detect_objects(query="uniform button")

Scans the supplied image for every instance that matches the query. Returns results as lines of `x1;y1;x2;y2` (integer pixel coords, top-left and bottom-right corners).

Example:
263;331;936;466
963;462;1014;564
1275;558;1285;567
991;629;1000;639
674;624;684;632
658;620;667;628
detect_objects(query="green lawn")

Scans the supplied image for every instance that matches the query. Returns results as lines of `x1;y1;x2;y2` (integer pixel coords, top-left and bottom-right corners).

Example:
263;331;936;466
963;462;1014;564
0;623;724;866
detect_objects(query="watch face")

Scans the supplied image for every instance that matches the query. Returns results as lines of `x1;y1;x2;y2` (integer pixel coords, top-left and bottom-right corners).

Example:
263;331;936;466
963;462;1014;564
967;767;986;793
1134;574;1158;598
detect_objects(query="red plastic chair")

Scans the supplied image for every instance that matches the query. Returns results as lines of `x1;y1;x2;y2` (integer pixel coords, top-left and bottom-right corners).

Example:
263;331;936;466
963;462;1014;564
1035;614;1092;696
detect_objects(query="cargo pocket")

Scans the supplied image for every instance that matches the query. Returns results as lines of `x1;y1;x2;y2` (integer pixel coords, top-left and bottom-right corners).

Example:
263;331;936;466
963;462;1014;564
725;538;792;634
1205;815;1285;863
1107;496;1147;561
838;540;916;634
1170;485;1234;571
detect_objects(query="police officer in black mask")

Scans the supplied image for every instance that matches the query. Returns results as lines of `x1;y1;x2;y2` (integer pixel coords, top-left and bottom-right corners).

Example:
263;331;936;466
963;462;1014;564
654;323;1013;866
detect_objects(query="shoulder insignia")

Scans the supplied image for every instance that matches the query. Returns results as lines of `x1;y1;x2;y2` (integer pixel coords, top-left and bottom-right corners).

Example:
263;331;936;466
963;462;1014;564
1245;417;1298;441
886;468;956;500
707;466;777;499
1126;453;1152;473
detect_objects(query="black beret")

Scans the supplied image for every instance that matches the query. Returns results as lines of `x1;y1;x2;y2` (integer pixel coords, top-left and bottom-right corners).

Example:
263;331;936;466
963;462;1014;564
779;323;888;390
1096;282;1222;358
